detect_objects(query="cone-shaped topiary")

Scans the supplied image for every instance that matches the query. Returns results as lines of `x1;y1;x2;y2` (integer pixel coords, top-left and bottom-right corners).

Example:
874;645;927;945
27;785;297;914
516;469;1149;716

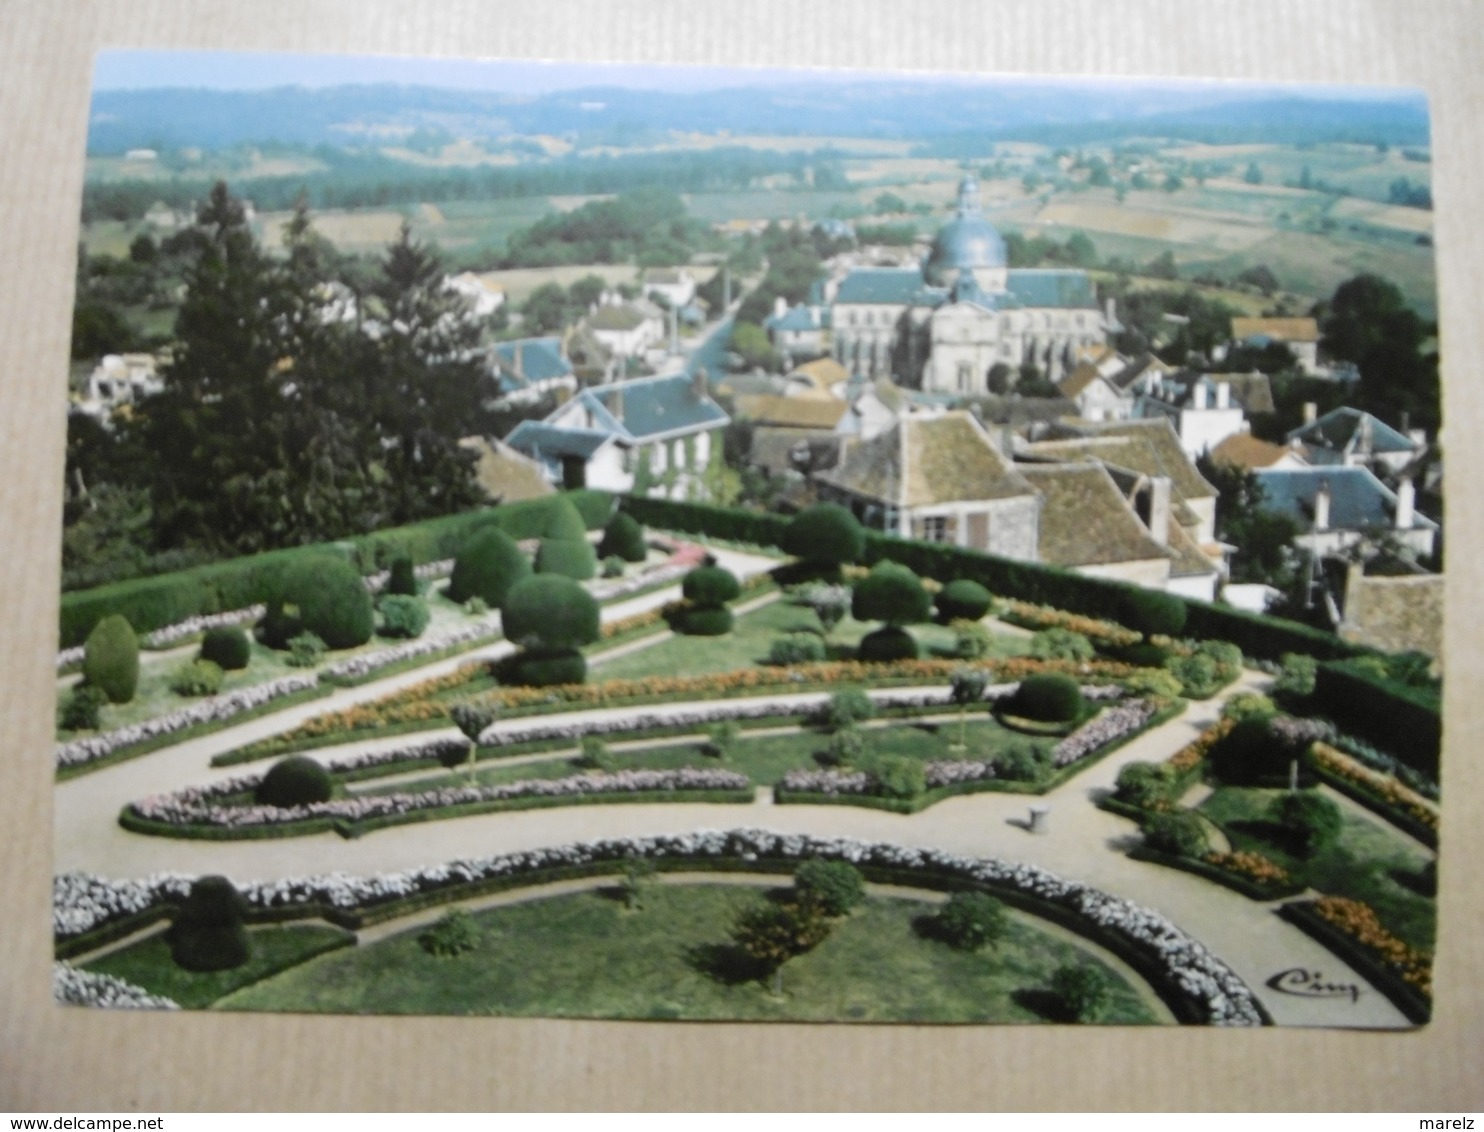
1006;673;1083;723
542;495;590;541
386;554;418;597
169;875;251;972
502;575;600;654
535;536;597;581
199;626;251;671
597;511;647;563
255;755;334;807
83;614;139;705
781;503;864;572
279;555;374;650
852;561;931;628
447;527;530;606
936;579;993;623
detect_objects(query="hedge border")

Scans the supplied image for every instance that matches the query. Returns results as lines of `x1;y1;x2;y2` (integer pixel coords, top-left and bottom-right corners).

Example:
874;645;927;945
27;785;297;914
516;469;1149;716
1311;662;1441;781
1278;900;1432;1025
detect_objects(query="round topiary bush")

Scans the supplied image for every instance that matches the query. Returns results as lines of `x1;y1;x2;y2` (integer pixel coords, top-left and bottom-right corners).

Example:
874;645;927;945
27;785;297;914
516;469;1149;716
255;755;334;807
1271;790;1344;857
279;555;374;650
169;876;251;972
677;606;734;636
1117;588;1188;638
285;631;326;668
83;614;139;705
199;626;251;671
769;633;826;666
378;594;430;640
824;688;876;729
682;565;741;607
509;648;588;687
1006;673;1083;724
936;579;993;623
794;859;865;917
502;575;601;654
865;753;926;799
535;536;597;581
1114;761;1177;809
597;511;647;563
1030;627;1094;662
447;528;531;607
930;891;1008;951
386;554;418;597
993;744;1049;782
542;496;590;541
858;625;919;662
1140;810;1210;858
852;561;931;628
170;658;223;697
781;503;865;573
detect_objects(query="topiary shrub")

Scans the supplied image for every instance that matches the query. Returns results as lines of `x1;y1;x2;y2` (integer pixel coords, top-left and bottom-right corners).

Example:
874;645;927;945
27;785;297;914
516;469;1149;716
419;908;479;957
1274;652;1318;698
199;626;251;671
769;633;826;666
993;744;1049;782
168;876;251;972
858;626;919;662
502;575;601;655
535;536;597;581
865;753;925;799
508;649;588;688
781;503;865;575
83;614;139;705
1140;810;1209;858
279;555;374;649
285;631;326;668
542;495;589;541
578;736;615;771
707;721;740;760
952;619;993;659
1207;715;1287;785
677;606;734;636
823;688;876;729
447;528;530;607
852;561;931;628
825;726;866;766
170;658;223;697
929;891;1008;951
1114;761;1177;809
1222;692;1277;723
1118;588;1187;638
258;602;303;650
1005;673;1083;724
386;554;419;597
255;755;333;807
1271;790;1343;857
936;579;993;622
682;565;741;607
1050;963;1112;1022
60;682;107;732
794;859;865;916
601;555;626;579
378;594;430;640
597;511;647;563
1030;627;1095;662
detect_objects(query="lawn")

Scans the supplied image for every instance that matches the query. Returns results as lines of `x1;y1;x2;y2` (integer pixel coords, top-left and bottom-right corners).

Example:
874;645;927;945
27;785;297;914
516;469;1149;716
215;884;1163;1023
83;924;354;1009
1198;787;1435;951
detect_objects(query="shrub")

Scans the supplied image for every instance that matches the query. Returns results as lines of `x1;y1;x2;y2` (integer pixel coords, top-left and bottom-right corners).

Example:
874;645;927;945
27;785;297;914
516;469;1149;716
386;555;418;597
285;631;326;668
378;595;430;640
542;495;589;541
464;596;488;616
1114;761;1176;809
730;896;832;989
1207;716;1288;785
1141;810;1209;858
769;633;826;666
502;575;601;653
781;503;865;571
852;561;931;627
1168;652;1218;697
535;537;598;581
449;700;497;744
447;528;530;607
83;615;139;705
794;859;865;916
601;555;626;579
508;649;588;688
1272;790;1343;857
597;511;647;563
1006;673;1083;723
168;876;250;973
1118;589;1187;638
952;619;993;659
936;579;993;622
792;582;851;640
578;736;615;771
255;755;333;807
682;564;741;607
199;626;252;671
676;606;734;636
858;625;920;662
61;683;107;732
279;555;374;649
170;658;223;697
1121;668;1184;699
1222;692;1276;722
826;726;867;766
993;744;1049;782
824;688;876;729
1030;627;1094;662
707;721;740;760
258;602;303;650
1051;964;1112;1022
866;753;925;799
1275;652;1318;698
419;908;479;957
931;891;1008;951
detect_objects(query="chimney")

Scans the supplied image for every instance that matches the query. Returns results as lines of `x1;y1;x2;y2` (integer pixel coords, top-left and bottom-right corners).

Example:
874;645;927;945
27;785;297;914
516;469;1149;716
774;295;788;320
1215;381;1230;410
1395;476;1415;530
514;342;525;380
1314;479;1331;531
1303;401;1318;425
1145;476;1172;546
1192;380;1208;411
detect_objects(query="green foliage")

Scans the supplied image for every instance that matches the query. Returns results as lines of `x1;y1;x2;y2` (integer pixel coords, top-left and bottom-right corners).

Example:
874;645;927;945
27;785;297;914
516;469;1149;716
279;555;374;650
993;744;1050;783
1051;964;1112;1022
449;699;497;744
794;859;865;917
1006;674;1083;724
419;908;479;957
852;561;931;628
199;626;251;671
858;626;920;662
447;528;531;607
83;614;139;705
1167;640;1242;698
502;575;601;653
1272;790;1344;857
168;876;250;973
1114;761;1177;809
1030;627;1094;662
386;555;418;597
1311;658;1440;780
1118;589;1187;638
781;503;865;569
824;688;876;730
826;726;867;767
931;891;1008;951
535;536;598;581
682;565;741;608
508;648;588;688
1140;810;1210;858
707;721;739;760
285;631;326;668
1207;716;1287;785
601;555;626;579
170;658;224;697
936;579;993;622
676;606;734;636
258;602;303;650
1222;692;1277;722
769;633;826;666
377;594;430;640
61;682;107;732
729;896;832;982
620;860;656;911
951;619;993;660
255;755;333;807
791;582;851;639
1120;668;1184;699
865;753;926;799
730;320;780;371
578;736;615;771
463;596;488;616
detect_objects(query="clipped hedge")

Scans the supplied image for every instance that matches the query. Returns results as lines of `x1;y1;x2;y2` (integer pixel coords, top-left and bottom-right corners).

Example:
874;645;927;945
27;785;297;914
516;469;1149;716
446;527;530;607
199;626;251;671
858;626;919;662
83;615;139;705
1312;661;1441;781
597;511;647;563
936;579;993;623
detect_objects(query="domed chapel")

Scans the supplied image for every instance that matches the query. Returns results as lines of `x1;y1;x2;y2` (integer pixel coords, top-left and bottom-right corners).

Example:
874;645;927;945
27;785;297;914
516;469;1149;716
827;175;1116;393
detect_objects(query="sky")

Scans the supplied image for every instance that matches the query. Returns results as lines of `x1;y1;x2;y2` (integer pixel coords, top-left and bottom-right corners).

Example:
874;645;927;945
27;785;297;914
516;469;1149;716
91;49;1421;106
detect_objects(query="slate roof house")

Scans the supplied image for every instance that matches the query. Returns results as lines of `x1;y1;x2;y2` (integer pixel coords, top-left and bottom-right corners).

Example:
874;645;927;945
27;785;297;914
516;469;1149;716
506;371;729;499
488;337;578;406
1057;352;1171;422
1251;466;1438;561
1287;407;1425;474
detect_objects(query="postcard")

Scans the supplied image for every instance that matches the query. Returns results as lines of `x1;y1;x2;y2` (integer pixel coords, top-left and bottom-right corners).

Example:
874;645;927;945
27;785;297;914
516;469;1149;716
52;51;1440;1029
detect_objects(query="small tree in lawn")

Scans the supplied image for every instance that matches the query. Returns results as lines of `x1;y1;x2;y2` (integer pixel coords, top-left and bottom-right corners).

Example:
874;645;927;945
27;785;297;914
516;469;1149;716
1051;963;1112;1022
793;582;851;647
852;561;931;661
730;895;831;996
449;699;497;778
500;575;601;686
949;667;989;751
930;891;1008;951
781;503;864;580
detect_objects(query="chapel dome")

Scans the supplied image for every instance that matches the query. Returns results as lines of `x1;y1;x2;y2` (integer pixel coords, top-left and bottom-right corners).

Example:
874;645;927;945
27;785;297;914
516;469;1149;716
923;174;1007;287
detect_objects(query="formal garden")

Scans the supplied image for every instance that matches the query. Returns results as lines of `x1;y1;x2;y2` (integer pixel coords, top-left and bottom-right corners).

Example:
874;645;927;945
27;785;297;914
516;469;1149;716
52;492;1442;1025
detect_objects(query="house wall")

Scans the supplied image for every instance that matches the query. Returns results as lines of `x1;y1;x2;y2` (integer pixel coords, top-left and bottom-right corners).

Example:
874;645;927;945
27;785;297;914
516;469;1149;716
1166;571;1219;602
1075;557;1172;590
1076;380;1133;422
1185;497;1217;545
900;495;1039;562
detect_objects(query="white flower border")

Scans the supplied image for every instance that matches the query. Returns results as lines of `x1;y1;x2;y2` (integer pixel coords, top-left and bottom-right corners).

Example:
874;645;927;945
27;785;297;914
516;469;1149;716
52;829;1264;1025
53;961;180;1010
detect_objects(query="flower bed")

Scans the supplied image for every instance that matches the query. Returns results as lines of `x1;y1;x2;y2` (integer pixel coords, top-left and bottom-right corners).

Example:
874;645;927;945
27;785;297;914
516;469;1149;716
54;961;180;1010
1127;845;1305;901
52;829;1264;1025
1048;698;1160;768
1281;897;1432;1024
1309;742;1439;844
1204;850;1294;890
1000;600;1141;648
363;559;454;595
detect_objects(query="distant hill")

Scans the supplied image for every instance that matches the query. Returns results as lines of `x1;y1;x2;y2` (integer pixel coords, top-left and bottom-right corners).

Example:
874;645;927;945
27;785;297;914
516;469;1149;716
86;80;1431;155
